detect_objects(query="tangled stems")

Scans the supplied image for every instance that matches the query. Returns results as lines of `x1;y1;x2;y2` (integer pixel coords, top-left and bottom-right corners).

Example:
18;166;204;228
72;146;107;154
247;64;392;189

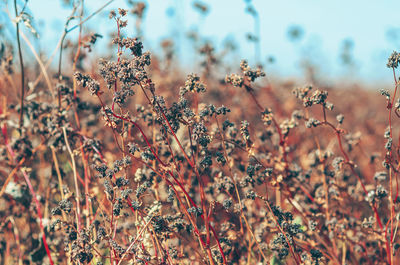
139;82;216;253
137;81;223;261
95;93;227;264
318;106;391;264
0;111;54;264
245;84;289;169
214;115;269;261
245;75;387;263
320;106;384;229
384;66;400;265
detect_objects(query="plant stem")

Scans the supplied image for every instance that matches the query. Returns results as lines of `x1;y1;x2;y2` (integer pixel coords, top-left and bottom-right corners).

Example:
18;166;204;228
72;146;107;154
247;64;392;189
14;0;25;129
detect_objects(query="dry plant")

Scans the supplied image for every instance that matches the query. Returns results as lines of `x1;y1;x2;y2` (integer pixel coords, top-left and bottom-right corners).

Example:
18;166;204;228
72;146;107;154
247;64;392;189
1;1;400;265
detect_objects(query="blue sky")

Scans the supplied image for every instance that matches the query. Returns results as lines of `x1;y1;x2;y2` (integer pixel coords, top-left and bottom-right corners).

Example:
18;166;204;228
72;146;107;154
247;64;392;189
2;0;400;83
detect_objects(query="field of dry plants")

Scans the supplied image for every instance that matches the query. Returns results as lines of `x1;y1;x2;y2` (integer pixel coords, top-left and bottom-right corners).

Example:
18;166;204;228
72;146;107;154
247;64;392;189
1;1;400;264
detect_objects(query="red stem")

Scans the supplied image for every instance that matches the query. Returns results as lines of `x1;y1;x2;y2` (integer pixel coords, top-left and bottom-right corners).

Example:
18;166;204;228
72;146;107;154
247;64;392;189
96;93;227;264
0;105;53;264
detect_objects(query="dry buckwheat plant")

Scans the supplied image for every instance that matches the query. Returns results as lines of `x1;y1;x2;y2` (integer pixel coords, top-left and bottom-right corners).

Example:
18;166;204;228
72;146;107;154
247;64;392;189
1;1;400;265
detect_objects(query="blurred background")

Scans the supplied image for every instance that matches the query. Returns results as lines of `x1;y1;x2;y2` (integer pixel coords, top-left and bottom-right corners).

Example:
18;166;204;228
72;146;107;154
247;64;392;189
1;0;400;85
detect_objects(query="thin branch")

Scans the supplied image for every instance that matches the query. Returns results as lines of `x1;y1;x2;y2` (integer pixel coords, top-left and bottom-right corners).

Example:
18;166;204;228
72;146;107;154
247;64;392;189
14;0;25;129
62;127;82;232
